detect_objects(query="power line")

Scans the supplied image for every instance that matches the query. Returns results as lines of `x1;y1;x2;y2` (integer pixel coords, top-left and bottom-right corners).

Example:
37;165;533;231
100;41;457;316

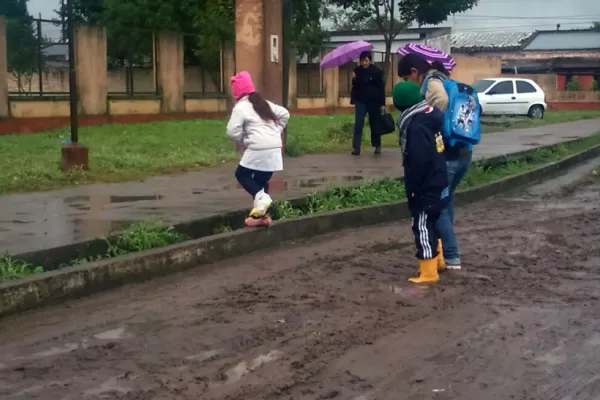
453;15;600;20
482;0;599;3
455;21;594;32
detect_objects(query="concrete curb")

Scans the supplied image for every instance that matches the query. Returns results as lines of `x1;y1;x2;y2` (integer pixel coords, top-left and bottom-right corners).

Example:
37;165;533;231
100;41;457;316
12;135;594;271
1;143;599;318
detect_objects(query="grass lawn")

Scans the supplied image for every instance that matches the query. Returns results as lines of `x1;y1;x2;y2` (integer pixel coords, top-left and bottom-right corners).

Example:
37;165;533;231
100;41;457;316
0;109;599;194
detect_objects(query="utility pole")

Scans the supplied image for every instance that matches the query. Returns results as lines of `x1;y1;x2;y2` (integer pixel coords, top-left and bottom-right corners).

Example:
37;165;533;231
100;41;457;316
67;0;78;144
61;0;89;172
61;0;66;40
281;0;292;152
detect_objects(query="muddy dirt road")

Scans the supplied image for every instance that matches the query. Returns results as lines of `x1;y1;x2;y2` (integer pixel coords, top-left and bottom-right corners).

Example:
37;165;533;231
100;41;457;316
1;168;600;400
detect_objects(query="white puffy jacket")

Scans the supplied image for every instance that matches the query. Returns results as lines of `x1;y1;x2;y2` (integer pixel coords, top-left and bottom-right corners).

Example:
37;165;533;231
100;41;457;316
226;96;290;150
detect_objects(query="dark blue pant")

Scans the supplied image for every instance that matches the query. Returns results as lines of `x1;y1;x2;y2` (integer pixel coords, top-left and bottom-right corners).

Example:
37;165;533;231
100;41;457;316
353;101;382;151
235;165;273;198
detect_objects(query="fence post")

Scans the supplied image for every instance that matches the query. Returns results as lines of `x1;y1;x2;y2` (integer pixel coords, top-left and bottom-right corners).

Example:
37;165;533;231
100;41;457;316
75;25;108;115
155;31;185;113
287;47;297;109
392;52;401;85
36;18;43;96
322;48;339;113
0;17;8;118
222;41;235;112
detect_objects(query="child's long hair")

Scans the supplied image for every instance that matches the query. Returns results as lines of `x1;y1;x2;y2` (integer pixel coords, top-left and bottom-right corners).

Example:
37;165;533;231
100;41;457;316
248;92;278;123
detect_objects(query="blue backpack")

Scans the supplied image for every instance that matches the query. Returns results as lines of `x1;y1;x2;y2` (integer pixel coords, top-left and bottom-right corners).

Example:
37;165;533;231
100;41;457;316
422;75;481;150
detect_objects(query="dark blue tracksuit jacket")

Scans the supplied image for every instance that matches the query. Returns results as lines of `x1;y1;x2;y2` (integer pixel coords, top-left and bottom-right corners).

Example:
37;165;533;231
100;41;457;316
403;108;450;214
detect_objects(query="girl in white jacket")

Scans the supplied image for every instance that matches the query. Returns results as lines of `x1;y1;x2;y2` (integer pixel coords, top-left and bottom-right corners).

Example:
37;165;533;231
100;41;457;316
227;71;290;227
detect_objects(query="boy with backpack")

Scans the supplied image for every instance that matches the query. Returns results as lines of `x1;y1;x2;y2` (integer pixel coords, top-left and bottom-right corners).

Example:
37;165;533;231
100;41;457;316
397;54;481;271
393;80;450;284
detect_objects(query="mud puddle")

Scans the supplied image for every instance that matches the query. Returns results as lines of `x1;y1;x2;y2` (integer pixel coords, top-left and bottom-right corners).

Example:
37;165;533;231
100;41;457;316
1;172;600;399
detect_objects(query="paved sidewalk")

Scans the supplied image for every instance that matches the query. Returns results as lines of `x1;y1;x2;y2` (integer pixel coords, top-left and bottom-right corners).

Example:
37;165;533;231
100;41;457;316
1;119;598;255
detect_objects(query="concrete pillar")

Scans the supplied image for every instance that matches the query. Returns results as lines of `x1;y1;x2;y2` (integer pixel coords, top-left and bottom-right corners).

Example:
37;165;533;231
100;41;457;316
75;25;107;115
385;54;394;95
392;53;401;85
322;48;339;112
235;0;264;90
261;0;283;104
0;17;8;118
156;31;184;113
287;47;297;109
222;41;235;111
235;0;283;104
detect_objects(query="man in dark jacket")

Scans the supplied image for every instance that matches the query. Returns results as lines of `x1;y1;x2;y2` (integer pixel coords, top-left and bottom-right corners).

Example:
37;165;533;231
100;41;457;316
351;51;386;156
393;80;449;284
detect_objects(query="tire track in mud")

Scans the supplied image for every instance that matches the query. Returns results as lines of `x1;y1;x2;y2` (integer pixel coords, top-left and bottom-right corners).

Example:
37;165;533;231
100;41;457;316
1;175;600;399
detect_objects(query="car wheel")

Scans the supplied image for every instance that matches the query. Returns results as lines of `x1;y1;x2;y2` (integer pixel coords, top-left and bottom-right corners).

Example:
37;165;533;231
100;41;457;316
528;105;544;119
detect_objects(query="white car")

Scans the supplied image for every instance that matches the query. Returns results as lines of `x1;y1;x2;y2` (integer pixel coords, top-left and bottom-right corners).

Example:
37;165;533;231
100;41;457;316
472;78;547;119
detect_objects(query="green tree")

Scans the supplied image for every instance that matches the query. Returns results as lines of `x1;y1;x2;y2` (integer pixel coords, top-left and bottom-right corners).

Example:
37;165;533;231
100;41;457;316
591;21;600;31
57;0;328;90
291;0;330;57
328;0;479;64
1;0;38;93
565;76;580;91
188;0;234;87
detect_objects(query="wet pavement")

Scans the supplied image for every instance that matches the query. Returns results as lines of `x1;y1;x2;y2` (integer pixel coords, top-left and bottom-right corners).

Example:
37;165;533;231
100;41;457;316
0;118;598;255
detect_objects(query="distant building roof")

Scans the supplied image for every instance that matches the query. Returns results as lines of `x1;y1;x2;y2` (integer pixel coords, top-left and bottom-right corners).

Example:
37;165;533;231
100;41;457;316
450;31;535;53
523;29;600;51
42;43;69;59
449;29;600;54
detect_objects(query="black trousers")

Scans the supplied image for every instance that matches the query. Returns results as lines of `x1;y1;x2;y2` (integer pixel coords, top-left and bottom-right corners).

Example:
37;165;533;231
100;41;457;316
353;101;382;150
410;207;441;260
235;165;273;198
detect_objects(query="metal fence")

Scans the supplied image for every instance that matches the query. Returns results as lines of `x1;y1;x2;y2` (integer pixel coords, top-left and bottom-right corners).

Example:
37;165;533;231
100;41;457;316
106;26;157;96
339;60;354;96
183;35;224;94
337;50;393;97
296;49;323;95
6;17;69;96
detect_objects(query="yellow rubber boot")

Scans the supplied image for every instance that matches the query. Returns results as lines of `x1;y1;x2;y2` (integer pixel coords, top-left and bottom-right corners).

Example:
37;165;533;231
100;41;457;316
437;239;446;272
409;258;440;284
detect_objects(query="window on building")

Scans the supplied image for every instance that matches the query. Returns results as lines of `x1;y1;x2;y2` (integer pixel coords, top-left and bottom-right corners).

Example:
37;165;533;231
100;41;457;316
489;80;514;94
516;80;537;93
564;75;580;91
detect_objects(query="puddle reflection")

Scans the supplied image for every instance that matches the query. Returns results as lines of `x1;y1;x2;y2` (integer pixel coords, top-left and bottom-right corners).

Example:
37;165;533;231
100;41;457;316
296;175;363;188
110;195;164;203
23;174;369;254
389;285;428;298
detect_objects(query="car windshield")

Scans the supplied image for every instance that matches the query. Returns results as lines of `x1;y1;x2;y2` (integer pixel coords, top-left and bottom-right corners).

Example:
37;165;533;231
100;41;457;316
472;80;496;93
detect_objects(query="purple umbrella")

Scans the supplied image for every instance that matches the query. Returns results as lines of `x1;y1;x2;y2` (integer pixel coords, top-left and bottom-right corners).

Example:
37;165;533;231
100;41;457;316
320;40;373;69
397;43;456;72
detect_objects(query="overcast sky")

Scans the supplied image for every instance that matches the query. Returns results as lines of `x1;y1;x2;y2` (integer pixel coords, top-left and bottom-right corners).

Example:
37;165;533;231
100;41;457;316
29;0;600;33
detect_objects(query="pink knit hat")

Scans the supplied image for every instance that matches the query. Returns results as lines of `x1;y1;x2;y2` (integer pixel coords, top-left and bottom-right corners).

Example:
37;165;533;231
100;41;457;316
231;71;256;100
